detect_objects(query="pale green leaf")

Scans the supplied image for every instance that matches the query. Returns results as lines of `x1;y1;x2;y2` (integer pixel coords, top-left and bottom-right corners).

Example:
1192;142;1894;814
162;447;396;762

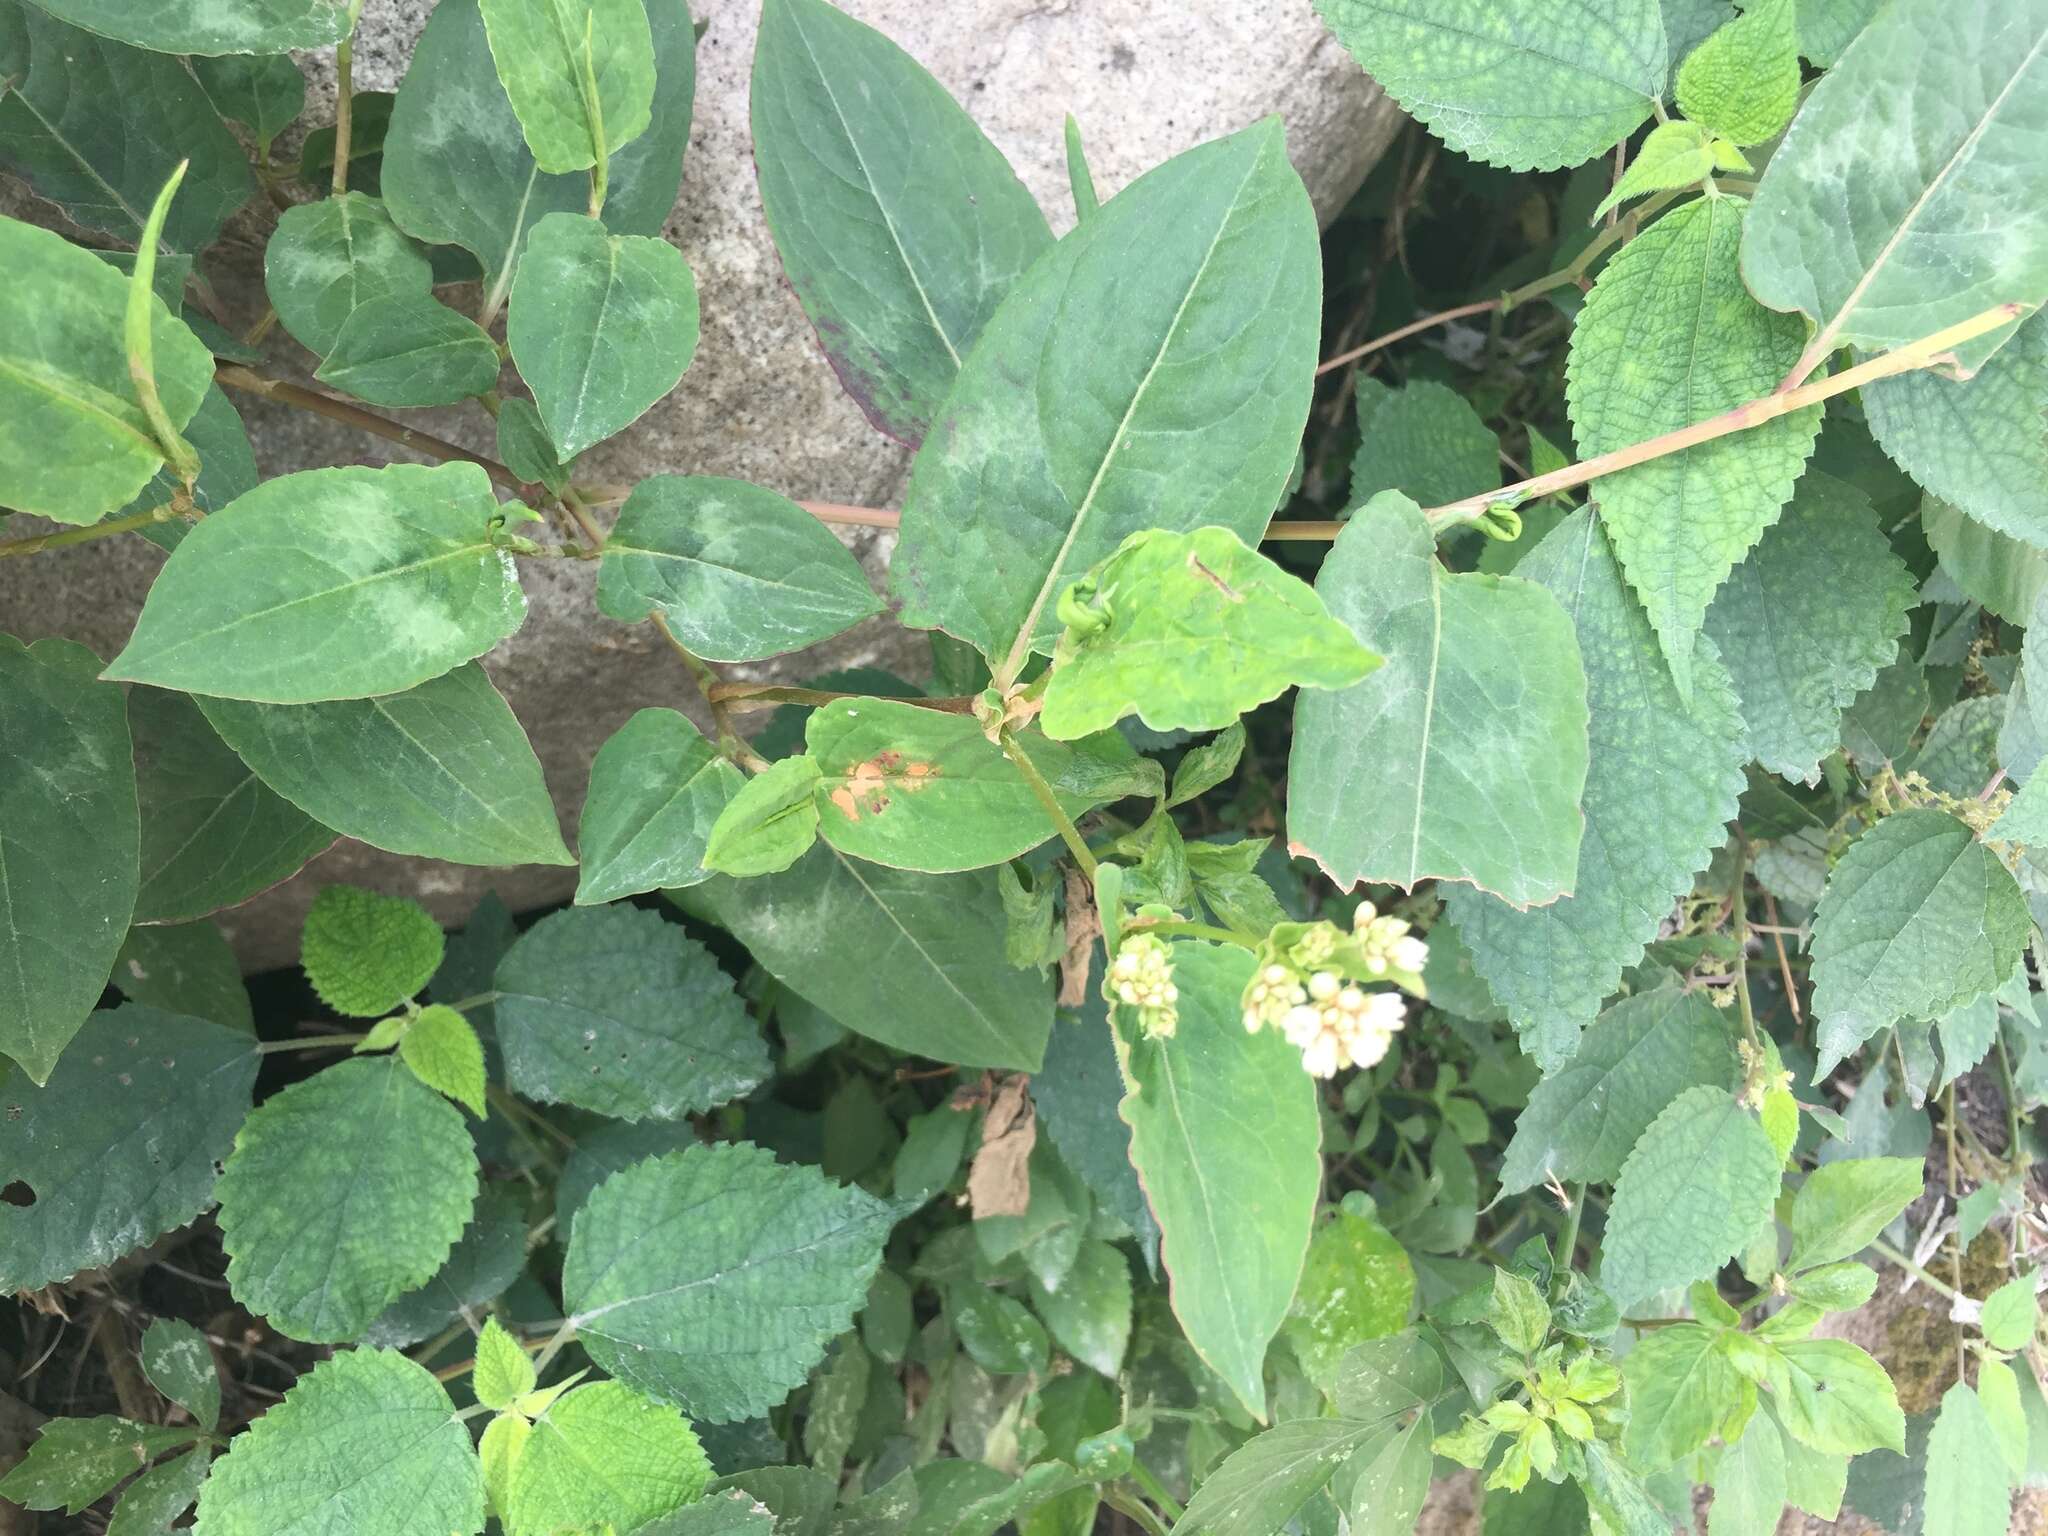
1346;378;1500;510
577;708;743;903
316;294;503;408
473;1317;535;1412
1343;1411;1435;1536
141;1319;221;1432
562;1141;896;1421
106;1446;208;1536
215;1057;480;1342
478;0;656;173
198;664;572;868
1979;1272;2039;1351
1488;1268;1551;1356
1924;1381;2016;1536
891;120;1319;676
1924;496;2048;623
0;1418;196;1516
1312;0;1666;171
191;1348;486;1536
1593;121;1732;221
1120;943;1322;1419
364;1186;528;1349
703;755;823;877
1975;1358;2029;1482
1566;196;1820;697
1913;696;2003;797
1992;768;2048;845
1935;993;2001;1096
1764;1338;1904;1455
1291;490;1588;905
507;211;698;458
1676;0;1799;144
750;0;1052;445
1282;1210;1416;1390
1776;1408;1848;1517
1026;1240;1132;1380
1785;1156;1927;1271
1172;1418;1388;1535
27;0;351;54
1792;0;1876;62
264;193;432;356
493;902;768;1120
1621;1324;1749;1468
1709;1409;1788;1536
596;475;880;662
1809;810;2029;1077
503;1379;710;1536
400;1004;488;1117
301;885;444;1019
1599;1084;1783;1308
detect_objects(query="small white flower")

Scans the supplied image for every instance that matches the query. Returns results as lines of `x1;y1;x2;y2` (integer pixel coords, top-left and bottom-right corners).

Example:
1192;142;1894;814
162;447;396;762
1308;969;1340;1002
1350;901;1377;931
1392;935;1429;974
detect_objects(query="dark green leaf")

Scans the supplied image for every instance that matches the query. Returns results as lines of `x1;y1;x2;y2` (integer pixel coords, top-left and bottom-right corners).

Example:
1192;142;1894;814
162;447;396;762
315;294;503;407
1346;378;1499;511
0;1418;195;1516
140;1319;220;1432
264;192;433;356
193;52;307;151
364;1186;529;1348
114;921;253;1033
1173;1418;1387;1535
576;707;743;903
28;0;351;54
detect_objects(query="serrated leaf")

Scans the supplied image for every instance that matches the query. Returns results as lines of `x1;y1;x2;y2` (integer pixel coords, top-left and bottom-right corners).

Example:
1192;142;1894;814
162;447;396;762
0;1007;256;1291
0;1418;196;1516
1120;943;1321;1420
28;0;350;54
400;1004;488;1116
1923;1381;2014;1536
577;708;743;903
1593;121;1725;221
1345;378;1500;509
264;193;432;356
301;885;445;1018
197;663;573;867
1291;490;1588;906
1979;1272;2039;1351
703;755;823;877
478;0;656;173
316;294;502;407
507;212;697;458
1785;1156;1926;1271
364;1185;529;1348
562;1141;895;1422
1312;0;1665;171
1809;810;2029;1077
555;1120;695;1232
107;463;526;704
493;903;768;1120
891;120;1318;678
1444;510;1749;1068
504;1379;710;1536
596;475;881;662
473;1317;535;1412
1925;497;2048;623
191;1348;486;1536
1709;1408;1788;1536
1621;1323;1749;1469
1702;470;1916;781
216;1057;480;1342
0;637;139;1083
1741;0;2048;372
1599;1084;1783;1308
106;1445;209;1536
1026;1240;1132;1379
1914;696;2003;797
141;1319;221;1431
1500;985;1738;1194
1676;0;1799;144
1172;1417;1390;1536
1281;1210;1415;1390
750;0;1052;445
1566;196;1820;697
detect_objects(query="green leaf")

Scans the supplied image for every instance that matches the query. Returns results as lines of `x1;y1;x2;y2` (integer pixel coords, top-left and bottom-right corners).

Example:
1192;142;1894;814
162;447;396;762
1741;0;2048;371
27;0;351;54
1168;724;1245;808
364;1186;529;1348
1776;1408;1848;1517
473;1317;535;1411
1026;1240;1133;1379
1764;1338;1904;1455
300;885;445;1019
381;0;695;316
1923;1381;2015;1536
1809;810;2029;1077
1925;497;2048;623
890;119;1319;678
638;1489;780;1535
1709;1408;1788;1536
1565;196;1820;697
1444;510;1749;1068
0;1007;255;1291
596;475;880;661
1599;1085;1783;1309
497;396;572;493
107;463;527;704
0;637;138;1083
493;903;768;1120
1864;308;2048;548
750;0;1053;445
1035;997;1161;1271
0;1418;196;1515
1593;121;1734;221
192;1348;486;1536
1979;1272;2040;1351
1120;943;1321;1420
1038;526;1378;740
141;1319;221;1432
215;1057;480;1342
478;0;656;173
264;193;432;356
1488;1267;1551;1356
0;216;214;526
1975;1359;2029;1482
562;1141;895;1421
1172;1418;1389;1536
198;664;572;868
400;1004;488;1116
1345;378;1500;510
679;846;1051;1070
1343;1411;1436;1536
950;1284;1049;1375
507;211;698;458
114;386;261;552
577;707;743;903
503;1379;710;1536
0;5;253;250
1282;1210;1415;1389
1914;696;2003;797
555;1120;695;1233
703;755;824;876
1791;0;1877;62
1676;0;1799;144
1501;985;1737;1194
1291;490;1588;906
107;1446;208;1536
1701;470;1916;782
1785;1156;1926;1270
193;52;307;151
315;294;503;407
1621;1323;1750;1469
128;688;331;925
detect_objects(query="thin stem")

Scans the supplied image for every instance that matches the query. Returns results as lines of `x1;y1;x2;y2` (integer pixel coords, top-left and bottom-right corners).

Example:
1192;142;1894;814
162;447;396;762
1946;1081;1966;1382
999;727;1097;876
1315;298;1502;378
1995;1029;2025;1167
705;683;977;715
1103;1489;1171;1536
1124;917;1257;950
530;1316;579;1378
444;990;502;1014
650;613;771;772
1869;1237;1961;1301
1553;1182;1587;1286
1730;836;1761;1053
255;1031;365;1055
0;500;190;560
331;0;367;197
1127;1462;1185;1524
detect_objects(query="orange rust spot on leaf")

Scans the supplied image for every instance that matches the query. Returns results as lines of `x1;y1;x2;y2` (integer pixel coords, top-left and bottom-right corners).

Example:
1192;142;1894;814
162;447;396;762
826;754;940;821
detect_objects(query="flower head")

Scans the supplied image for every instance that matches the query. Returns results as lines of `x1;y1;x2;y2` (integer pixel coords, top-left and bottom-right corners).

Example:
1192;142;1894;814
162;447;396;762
1108;933;1179;1038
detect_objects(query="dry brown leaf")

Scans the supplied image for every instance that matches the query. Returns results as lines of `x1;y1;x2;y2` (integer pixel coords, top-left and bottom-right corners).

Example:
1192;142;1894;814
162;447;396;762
966;1073;1036;1220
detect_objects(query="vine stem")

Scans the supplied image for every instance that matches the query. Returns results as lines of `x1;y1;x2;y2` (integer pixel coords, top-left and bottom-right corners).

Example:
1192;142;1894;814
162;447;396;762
1869;1237;1961;1301
999;727;1096;876
707;682;978;715
1126;917;1257;950
0;501;191;560
331;1;368;197
254;1032;365;1055
1127;1462;1185;1524
650;613;771;772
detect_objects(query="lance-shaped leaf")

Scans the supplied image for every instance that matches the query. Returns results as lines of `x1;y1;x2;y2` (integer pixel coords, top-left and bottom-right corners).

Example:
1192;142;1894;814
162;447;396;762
508;213;697;458
478;0;657;173
1038;527;1378;741
1312;0;1666;171
1593;121;1737;221
1120;943;1321;1421
1701;470;1916;782
1444;511;1748;1070
1290;491;1589;907
1566;196;1820;698
0;1007;257;1292
315;294;503;408
702;756;823;877
264;193;433;356
191;1349;486;1536
0;5;252;250
215;1057;480;1342
502;1380;711;1536
1785;1156;1926;1271
597;475;881;662
0;216;215;526
27;0;353;54
493;903;769;1120
678;845;1051;1070
890;119;1319;678
751;0;1052;445
562;1141;896;1422
0;637;137;1084
1809;809;2029;1078
108;463;525;703
382;0;695;315
1742;0;2048;372
577;708;743;903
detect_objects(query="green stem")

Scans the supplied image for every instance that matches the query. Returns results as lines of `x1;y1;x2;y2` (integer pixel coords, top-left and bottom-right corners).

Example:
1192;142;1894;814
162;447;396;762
1553;1182;1587;1287
1995;1028;2026;1168
1127;1461;1185;1524
128;163;201;487
331;0;367;197
255;1031;365;1055
1125;917;1256;950
445;990;502;1014
0;501;189;560
1869;1237;1960;1301
580;12;608;217
530;1316;579;1378
1730;836;1761;1053
999;727;1097;876
1103;1488;1171;1536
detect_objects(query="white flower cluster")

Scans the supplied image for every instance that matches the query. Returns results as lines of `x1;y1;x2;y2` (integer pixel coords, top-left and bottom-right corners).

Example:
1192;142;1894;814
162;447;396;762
1108;933;1178;1038
1281;970;1407;1078
1239;902;1426;1079
1350;900;1429;977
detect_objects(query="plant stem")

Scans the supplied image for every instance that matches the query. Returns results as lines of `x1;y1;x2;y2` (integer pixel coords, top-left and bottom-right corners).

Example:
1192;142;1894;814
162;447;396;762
1125;917;1256;949
706;682;977;715
1553;1182;1586;1284
444;990;502;1014
1945;1081;1966;1382
1315;298;1503;378
649;613;771;772
1103;1489;1171;1536
530;1316;579;1378
1995;1029;2026;1168
1869;1237;1960;1300
1127;1462;1185;1524
1730;836;1761;1053
1000;727;1097;876
331;1;367;197
255;1032;365;1055
0;501;191;560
